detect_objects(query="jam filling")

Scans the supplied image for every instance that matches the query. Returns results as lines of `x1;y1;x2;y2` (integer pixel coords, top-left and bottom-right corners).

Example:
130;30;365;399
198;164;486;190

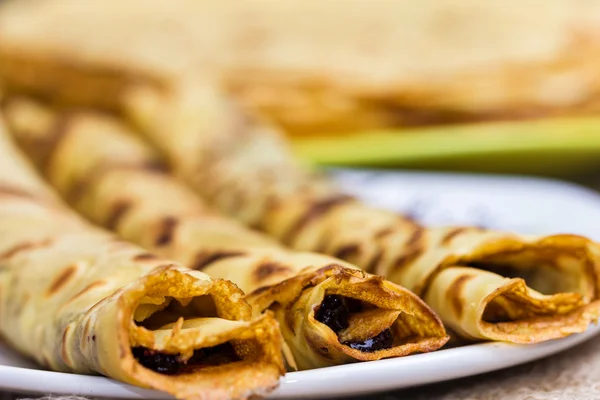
314;295;350;332
342;328;394;352
132;347;181;375
132;342;240;375
315;295;394;352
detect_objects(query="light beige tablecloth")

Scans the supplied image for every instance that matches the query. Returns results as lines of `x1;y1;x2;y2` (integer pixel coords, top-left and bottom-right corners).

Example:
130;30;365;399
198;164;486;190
400;331;600;400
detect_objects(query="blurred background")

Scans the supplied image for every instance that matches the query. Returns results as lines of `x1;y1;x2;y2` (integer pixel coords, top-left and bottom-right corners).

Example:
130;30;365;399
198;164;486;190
1;0;600;180
1;1;600;399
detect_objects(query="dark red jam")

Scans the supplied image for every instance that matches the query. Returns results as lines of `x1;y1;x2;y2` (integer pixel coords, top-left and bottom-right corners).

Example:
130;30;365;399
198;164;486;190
131;347;181;375
314;295;350;332
315;295;394;352
343;328;394;352
131;342;240;375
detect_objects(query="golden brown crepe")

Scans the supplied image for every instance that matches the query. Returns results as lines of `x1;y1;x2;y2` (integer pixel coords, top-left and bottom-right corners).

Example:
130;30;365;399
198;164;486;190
2;97;448;370
0;0;600;134
0;115;285;400
120;82;600;343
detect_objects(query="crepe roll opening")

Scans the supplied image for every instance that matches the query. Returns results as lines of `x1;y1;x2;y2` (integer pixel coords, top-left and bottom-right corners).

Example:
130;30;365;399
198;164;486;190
254;265;447;369
130;302;259;377
130;295;244;375
481;287;576;324
452;236;598;300
425;266;598;343
133;294;219;329
312;286;445;355
466;262;580;297
314;295;396;352
122;269;283;388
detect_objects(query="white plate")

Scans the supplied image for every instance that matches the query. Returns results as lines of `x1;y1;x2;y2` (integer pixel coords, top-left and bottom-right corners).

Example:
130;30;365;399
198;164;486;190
3;170;600;399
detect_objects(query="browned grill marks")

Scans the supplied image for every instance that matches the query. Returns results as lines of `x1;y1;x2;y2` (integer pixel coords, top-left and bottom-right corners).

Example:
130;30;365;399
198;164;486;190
0;185;38;200
392;247;425;273
154;216;178;246
0;239;53;261
365;248;385;273
67;177;97;206
191;251;246;271
141;159;168;173
105;199;132;230
391;227;426;273
68;161;166;204
441;227;474;246
406;226;425;248
282;194;354;244
375;226;395;239
47;265;77;296
32;112;74;171
254;261;293;282
65;162;114;204
67;281;106;304
133;253;160;262
250;285;271;296
334;244;360;260
446;274;476;317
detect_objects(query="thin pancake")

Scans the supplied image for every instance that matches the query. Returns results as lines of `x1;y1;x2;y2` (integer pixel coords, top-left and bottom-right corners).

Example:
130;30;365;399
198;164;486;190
0;115;284;400
2;98;448;370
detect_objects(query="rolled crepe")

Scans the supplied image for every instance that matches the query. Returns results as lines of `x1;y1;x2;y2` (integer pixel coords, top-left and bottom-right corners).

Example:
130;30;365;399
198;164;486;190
2;97;448;370
121;83;600;343
0;116;285;400
1;0;600;134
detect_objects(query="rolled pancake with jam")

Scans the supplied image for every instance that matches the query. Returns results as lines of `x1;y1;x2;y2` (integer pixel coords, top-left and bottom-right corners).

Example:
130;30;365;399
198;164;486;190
2;97;448;370
120;83;600;343
0;116;285;400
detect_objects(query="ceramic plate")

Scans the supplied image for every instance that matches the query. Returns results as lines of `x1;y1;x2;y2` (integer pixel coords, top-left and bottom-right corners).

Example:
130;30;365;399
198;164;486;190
2;170;600;399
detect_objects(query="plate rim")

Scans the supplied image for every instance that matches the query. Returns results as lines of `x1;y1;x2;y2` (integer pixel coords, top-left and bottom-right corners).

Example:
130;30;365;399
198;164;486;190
1;324;599;399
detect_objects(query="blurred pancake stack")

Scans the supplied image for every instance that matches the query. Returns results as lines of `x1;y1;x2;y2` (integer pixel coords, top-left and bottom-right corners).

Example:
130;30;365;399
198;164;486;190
1;0;600;174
